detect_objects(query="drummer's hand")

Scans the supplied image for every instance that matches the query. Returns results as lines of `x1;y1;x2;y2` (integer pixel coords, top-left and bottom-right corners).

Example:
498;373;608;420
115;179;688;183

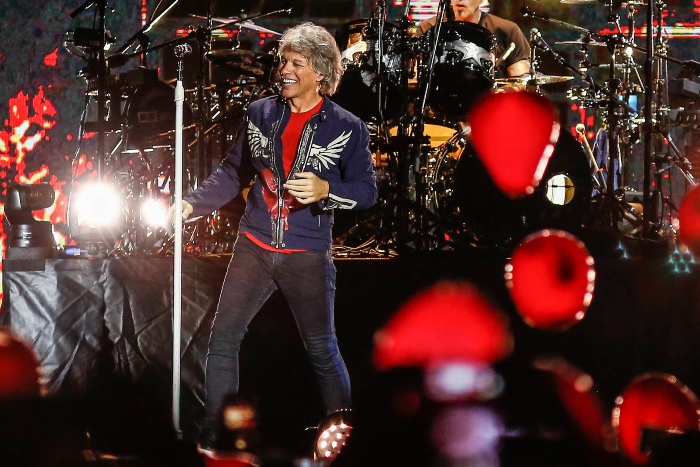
169;200;193;223
284;172;329;204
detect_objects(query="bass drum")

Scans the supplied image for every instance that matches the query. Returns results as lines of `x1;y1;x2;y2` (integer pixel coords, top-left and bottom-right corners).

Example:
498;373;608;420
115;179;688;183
422;21;495;124
331;18;403;122
427;130;593;245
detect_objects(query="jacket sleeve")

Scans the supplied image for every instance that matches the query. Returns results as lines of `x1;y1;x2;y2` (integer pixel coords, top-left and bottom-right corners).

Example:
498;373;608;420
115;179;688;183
323;120;377;210
183;116;251;217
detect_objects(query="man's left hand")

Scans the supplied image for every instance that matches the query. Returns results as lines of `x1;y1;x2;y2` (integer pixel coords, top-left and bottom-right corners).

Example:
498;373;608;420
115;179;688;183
284;172;330;204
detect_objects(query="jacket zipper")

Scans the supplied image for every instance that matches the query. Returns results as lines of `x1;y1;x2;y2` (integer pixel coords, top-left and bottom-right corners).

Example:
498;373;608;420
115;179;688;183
269;104;285;247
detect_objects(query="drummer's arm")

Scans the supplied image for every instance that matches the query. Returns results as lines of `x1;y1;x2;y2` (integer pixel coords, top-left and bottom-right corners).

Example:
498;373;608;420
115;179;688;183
507;59;530;77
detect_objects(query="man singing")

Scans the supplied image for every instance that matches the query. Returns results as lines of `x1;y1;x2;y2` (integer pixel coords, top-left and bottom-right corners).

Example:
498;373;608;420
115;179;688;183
176;22;377;451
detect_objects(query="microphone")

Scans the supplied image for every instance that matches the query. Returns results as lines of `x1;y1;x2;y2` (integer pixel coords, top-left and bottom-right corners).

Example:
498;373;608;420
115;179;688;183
531;28;550;51
174;43;192;58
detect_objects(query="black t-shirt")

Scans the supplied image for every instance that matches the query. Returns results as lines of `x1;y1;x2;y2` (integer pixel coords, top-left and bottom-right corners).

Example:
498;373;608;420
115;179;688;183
417;12;531;77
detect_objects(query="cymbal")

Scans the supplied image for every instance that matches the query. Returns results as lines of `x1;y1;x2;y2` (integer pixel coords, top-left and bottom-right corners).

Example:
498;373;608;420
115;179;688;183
495;73;574;86
189;14;282;36
590;62;641;69
205;49;276;78
556;39;607;47
560;0;627;5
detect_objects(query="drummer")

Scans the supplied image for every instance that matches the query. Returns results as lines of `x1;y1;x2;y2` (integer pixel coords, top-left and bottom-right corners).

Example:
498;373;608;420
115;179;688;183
416;0;530;78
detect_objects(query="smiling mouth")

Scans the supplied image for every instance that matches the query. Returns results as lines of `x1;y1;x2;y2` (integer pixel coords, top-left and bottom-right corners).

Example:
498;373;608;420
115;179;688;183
281;78;298;85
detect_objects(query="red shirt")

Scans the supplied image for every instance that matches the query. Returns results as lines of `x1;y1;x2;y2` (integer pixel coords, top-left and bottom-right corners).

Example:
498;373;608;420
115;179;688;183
245;98;324;253
282;98;324;176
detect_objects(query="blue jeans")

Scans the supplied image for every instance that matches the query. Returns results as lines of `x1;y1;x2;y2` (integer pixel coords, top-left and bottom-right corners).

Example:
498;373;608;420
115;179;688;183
202;234;351;429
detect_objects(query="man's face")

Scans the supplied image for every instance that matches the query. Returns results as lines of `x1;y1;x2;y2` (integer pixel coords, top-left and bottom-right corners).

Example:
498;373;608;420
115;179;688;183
451;0;482;20
278;50;322;102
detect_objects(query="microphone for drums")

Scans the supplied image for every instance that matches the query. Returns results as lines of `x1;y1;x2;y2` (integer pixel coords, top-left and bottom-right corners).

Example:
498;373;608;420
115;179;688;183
174;43;192;58
530;28;551;51
521;6;551;21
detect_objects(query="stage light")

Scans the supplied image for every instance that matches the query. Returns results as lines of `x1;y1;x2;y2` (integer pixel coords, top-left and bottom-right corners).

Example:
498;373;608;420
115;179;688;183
373;281;512;370
141;198;169;227
613;373;700;464
0;330;40;399
71;183;123;229
4;183;57;259
313;409;353;462
466;91;560;198
505;229;595;330
68;182;125;252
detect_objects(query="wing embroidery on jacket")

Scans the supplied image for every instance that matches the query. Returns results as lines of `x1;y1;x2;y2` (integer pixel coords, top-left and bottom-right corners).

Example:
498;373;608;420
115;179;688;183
248;121;269;158
307;130;352;171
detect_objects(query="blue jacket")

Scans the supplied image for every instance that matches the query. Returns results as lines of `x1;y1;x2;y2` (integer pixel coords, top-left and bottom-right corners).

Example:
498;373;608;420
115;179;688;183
184;95;378;250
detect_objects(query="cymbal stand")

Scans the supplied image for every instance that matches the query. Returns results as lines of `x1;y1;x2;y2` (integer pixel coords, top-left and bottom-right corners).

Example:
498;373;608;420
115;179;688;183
71;0;109;182
649;1;696;228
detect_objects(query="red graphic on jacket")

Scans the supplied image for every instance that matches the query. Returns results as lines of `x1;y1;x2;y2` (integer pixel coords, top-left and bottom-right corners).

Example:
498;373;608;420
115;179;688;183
259;168;301;229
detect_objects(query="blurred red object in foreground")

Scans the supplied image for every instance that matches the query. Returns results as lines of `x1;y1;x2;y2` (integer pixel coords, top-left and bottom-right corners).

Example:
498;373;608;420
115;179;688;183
613;373;700;464
534;356;606;447
467;91;560;198
505;229;595;330
203;452;258;467
0;329;40;398
679;185;700;256
373;281;512;370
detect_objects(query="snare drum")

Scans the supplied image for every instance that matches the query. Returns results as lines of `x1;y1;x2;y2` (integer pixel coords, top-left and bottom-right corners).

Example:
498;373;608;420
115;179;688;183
331;19;403;122
422;21;496;123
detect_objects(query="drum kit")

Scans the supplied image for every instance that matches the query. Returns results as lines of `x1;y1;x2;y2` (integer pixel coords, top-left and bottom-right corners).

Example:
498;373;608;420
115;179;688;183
66;0;700;257
332;0;700;255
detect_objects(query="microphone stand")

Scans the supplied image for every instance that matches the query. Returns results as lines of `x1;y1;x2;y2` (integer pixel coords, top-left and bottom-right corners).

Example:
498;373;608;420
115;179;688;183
172;44;189;440
642;0;654;238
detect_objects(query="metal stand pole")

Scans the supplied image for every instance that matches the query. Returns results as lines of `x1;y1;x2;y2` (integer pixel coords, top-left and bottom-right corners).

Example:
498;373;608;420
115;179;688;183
642;0;655;238
172;44;190;440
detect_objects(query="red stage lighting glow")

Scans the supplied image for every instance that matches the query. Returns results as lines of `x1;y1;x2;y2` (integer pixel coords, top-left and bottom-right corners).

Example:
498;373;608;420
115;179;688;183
466;91;560;198
0;88;67;302
534;356;607;447
373;281;512;370
613;373;700;464
505;229;595;330
0;330;40;398
678;185;700;257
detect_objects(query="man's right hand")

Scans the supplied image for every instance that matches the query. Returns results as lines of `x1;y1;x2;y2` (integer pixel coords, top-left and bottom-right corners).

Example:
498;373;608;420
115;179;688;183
169;200;194;223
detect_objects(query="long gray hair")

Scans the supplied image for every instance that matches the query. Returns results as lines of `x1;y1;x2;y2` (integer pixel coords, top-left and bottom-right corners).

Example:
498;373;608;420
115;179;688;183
278;23;343;96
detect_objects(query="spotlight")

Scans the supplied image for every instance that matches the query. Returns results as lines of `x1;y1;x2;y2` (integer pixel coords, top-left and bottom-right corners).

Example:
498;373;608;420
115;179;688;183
141;198;169;228
68;182;124;254
4;183;57;259
313;409;353;462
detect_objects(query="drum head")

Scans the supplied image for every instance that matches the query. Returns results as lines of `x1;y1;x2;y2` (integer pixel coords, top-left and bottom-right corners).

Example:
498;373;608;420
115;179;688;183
331;19;402;122
440;21;495;52
443;131;592;244
424;21;495;123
